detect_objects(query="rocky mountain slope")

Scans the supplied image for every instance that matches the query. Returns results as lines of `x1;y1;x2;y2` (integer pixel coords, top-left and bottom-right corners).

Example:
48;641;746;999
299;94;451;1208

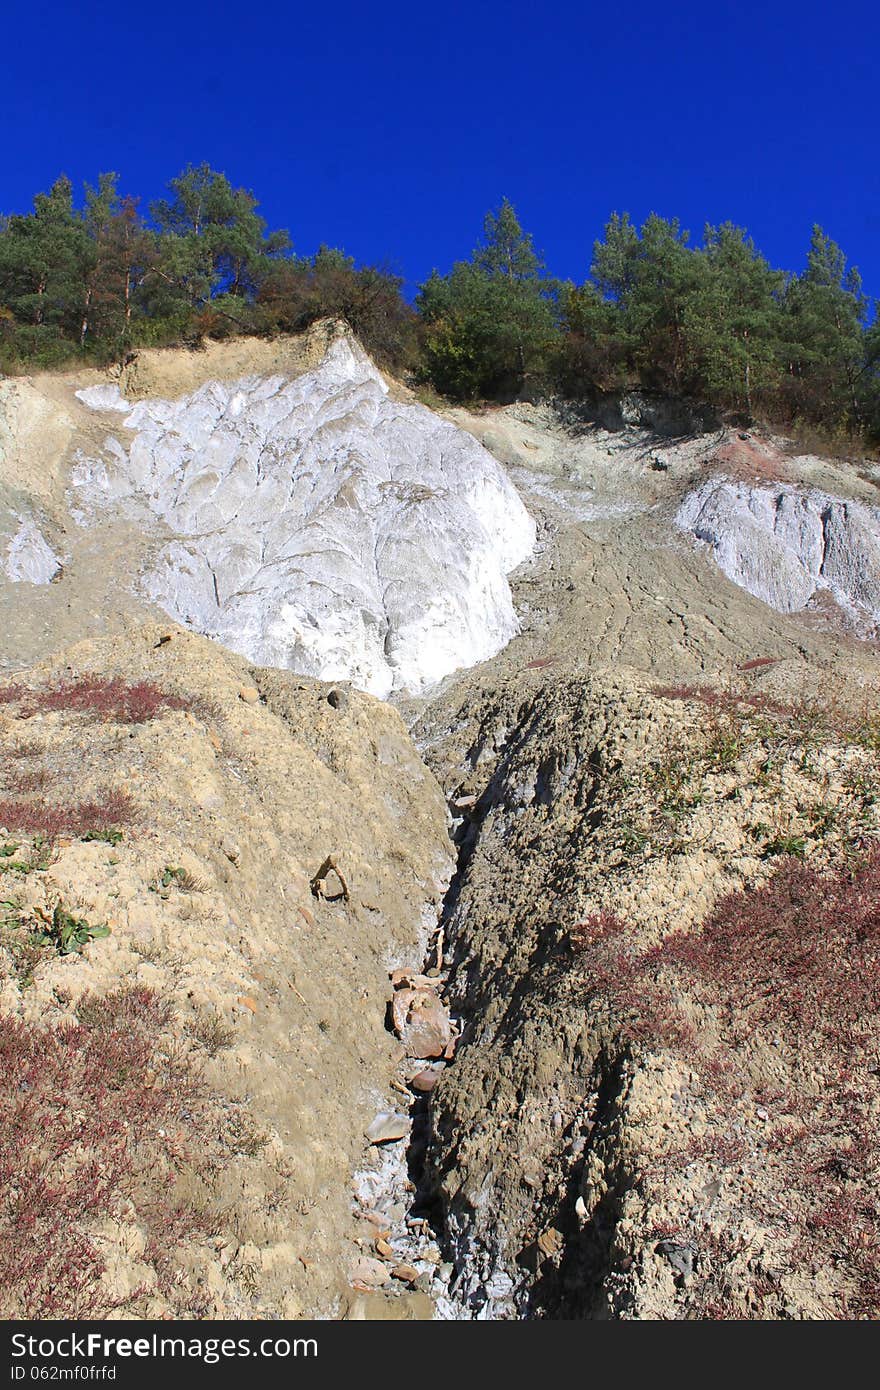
1;327;878;1319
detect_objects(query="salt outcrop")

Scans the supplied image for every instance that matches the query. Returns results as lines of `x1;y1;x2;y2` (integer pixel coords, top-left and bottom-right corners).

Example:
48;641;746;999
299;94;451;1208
74;383;131;413
3;517;61;584
74;337;535;697
676;477;880;624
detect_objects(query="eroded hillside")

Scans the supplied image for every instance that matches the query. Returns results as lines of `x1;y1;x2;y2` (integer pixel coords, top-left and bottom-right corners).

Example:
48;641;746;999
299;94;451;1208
1;328;879;1319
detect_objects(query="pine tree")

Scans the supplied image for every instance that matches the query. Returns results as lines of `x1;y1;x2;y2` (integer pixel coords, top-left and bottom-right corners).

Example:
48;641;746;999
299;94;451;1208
684;224;785;415
779;226;867;425
150;163;289;313
417;199;558;399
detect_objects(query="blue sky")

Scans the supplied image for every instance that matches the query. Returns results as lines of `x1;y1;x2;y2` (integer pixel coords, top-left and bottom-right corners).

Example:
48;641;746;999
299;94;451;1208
3;0;878;301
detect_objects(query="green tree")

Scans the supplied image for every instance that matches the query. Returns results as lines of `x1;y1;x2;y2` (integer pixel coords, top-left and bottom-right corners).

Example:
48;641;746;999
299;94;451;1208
590;213;704;394
683;224;785;415
150;163;290;314
258;245;416;368
781;226;868;427
416;199;559;399
79;174;160;351
0;176;91;348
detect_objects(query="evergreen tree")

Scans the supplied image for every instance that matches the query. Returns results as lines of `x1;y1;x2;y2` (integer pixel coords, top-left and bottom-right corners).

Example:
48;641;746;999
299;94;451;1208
0;176;92;357
781;226;868;427
684;224;785;415
417;199;558;399
150;163;290;312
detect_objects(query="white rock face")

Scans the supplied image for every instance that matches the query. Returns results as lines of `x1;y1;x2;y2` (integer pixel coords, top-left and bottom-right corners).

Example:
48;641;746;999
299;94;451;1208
3;517;61;585
74;337;535;696
676;478;880;624
74;384;131;413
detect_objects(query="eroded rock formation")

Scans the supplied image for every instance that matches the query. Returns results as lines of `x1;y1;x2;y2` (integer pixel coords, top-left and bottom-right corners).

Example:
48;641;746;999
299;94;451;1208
72;336;535;696
676;478;880;627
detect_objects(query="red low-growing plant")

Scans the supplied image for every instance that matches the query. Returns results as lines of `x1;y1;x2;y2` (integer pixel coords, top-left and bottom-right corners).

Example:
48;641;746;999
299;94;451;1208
651;683;791;718
0;987;219;1319
737;657;781;673
571;849;880;1315
0;789;134;839
16;676;200;724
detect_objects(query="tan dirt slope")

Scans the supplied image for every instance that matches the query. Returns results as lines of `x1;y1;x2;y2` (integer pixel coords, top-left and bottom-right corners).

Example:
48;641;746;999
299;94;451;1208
0;623;450;1317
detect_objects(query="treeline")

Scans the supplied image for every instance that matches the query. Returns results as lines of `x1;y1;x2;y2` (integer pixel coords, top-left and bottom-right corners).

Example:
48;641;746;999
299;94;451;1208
1;164;878;442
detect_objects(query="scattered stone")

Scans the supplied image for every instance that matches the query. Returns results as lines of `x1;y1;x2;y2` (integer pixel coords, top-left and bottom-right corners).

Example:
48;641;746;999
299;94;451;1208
392;987;453;1059
366;1112;411;1145
537;1227;564;1258
374;1237;393;1257
657;1240;695;1283
221;838;242;864
409;1067;442;1093
238;685;260;704
350;1256;391;1289
390;968;438;990
391;1264;419;1284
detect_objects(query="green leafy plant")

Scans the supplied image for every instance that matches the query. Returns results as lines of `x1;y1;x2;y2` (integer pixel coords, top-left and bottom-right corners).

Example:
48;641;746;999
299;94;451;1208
763;833;807;859
154;865;206;893
33;903;110;955
80;828;123;845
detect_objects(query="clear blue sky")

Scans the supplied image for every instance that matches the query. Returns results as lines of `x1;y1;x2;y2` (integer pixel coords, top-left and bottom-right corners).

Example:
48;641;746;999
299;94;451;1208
3;0;878;301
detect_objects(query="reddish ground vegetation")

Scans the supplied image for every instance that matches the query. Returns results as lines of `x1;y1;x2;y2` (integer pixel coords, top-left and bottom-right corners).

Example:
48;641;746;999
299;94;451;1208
737;657;781;673
651;682;792;718
11;676;202;724
0;788;134;839
711;436;791;484
571;850;880;1315
652;681;880;755
0;684;24;705
0;987;222;1319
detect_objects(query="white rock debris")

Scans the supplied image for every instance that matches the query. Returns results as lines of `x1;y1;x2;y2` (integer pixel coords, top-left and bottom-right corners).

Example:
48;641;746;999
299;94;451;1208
73;337;535;697
3;517;61;584
676;478;880;624
74;383;132;413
